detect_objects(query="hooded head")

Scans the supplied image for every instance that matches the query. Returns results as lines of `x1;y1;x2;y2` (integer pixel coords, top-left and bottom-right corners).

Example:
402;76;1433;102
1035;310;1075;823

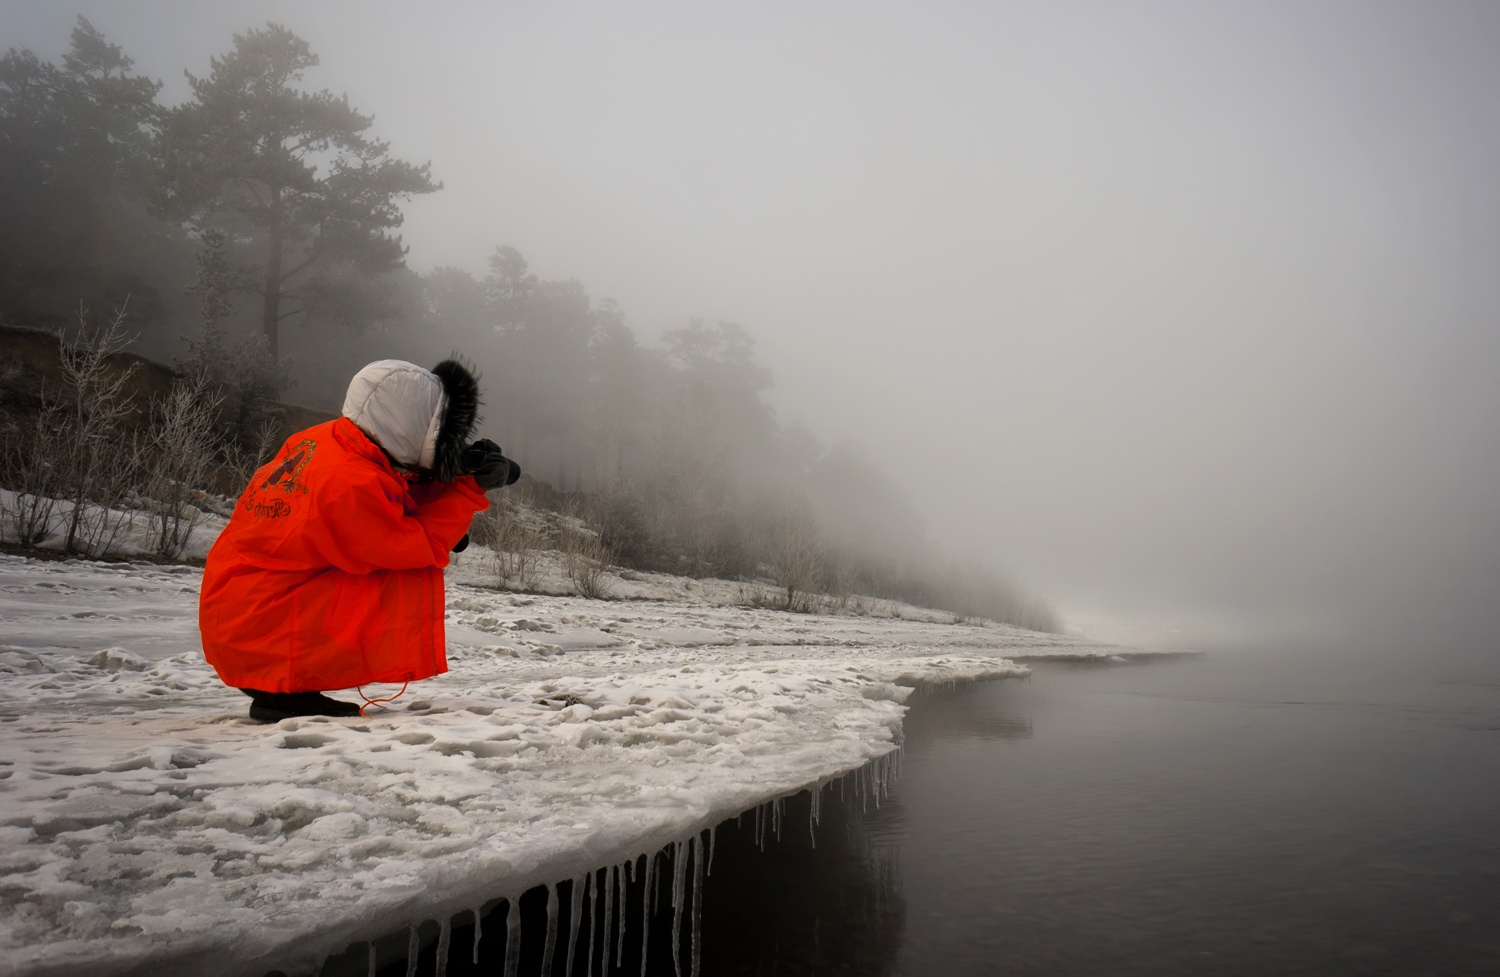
341;358;480;480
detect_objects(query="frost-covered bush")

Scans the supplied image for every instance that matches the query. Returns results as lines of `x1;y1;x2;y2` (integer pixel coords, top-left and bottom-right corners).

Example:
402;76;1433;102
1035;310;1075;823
52;308;143;556
0;306;246;562
141;373;222;559
0;308;149;557
471;489;549;590
761;504;823;613
0;401;66;547
559;509;615;600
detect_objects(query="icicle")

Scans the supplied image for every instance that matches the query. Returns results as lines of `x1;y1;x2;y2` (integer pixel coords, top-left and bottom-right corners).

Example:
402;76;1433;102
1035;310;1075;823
472;906;483;966
613;862;626;970
639;853;654;977
583;871;596;977
541;882;560;977
605;864;617;973
436;917;452;977
774;797;783;842
566;875;584;977
873;750;896;808
690;834;704;977
652;843;662;901
647;851;657;916
706;824;716;877
405;925;420;977
809;785;820;848
366;941;377;977
504;899;521;977
671;840;687;977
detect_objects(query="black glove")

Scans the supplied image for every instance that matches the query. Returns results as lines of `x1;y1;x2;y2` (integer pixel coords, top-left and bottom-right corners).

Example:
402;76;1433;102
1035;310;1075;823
463;439;521;489
452;532;470;554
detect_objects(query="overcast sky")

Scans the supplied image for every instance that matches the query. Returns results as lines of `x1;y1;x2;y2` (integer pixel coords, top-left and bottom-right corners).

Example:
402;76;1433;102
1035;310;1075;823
6;1;1498;654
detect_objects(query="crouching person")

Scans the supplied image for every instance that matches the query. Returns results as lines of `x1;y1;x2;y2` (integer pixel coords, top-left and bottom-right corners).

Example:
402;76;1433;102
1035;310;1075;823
199;359;520;723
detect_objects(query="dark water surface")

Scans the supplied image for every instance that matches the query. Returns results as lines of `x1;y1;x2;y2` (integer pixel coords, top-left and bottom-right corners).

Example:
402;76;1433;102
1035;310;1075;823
343;652;1500;977
727;652;1500;977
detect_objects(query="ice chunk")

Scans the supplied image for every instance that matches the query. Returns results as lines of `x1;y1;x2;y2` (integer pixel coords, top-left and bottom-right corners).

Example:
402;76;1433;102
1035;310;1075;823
85;647;146;671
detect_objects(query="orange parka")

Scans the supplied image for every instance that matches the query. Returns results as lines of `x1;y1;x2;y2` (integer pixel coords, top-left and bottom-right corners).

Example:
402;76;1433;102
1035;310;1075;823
199;417;489;692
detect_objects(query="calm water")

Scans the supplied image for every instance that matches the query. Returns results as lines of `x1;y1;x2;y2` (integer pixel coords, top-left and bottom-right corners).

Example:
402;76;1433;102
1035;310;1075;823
699;650;1500;976
340;650;1500;977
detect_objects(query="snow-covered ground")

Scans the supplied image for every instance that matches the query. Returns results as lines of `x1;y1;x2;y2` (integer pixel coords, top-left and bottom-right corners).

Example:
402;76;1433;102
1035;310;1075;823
0;550;1127;977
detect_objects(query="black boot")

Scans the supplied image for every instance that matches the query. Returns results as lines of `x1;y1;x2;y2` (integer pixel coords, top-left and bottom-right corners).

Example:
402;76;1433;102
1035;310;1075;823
240;689;363;723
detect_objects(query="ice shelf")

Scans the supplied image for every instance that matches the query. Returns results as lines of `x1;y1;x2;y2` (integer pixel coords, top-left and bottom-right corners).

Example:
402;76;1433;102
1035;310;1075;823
0;554;1125;976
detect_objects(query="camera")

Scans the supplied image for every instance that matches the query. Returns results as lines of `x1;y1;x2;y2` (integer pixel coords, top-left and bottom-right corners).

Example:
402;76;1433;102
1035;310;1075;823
462;439;521;488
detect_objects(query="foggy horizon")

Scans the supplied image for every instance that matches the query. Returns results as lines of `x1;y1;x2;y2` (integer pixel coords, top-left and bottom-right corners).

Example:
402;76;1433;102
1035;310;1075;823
5;0;1498;656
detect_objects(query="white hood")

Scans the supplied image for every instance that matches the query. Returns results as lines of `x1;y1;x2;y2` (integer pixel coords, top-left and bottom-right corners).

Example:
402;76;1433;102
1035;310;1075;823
341;360;447;469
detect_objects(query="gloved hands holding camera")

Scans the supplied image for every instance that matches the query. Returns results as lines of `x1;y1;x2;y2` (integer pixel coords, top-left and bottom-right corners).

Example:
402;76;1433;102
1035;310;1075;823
462;438;521;490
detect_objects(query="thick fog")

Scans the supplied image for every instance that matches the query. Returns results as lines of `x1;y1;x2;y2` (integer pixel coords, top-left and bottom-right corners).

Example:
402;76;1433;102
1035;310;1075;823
6;1;1498;656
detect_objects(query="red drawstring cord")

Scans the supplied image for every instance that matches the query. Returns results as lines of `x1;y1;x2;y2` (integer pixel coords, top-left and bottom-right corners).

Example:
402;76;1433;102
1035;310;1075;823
356;681;409;718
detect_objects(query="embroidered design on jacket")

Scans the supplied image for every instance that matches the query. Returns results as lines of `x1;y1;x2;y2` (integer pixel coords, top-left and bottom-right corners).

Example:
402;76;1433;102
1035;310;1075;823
240;439;318;520
260;440;317;494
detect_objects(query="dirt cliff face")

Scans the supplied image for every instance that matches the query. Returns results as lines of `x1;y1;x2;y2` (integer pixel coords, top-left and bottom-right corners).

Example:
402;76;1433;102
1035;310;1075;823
0;323;333;440
0;323;175;428
0;323;335;497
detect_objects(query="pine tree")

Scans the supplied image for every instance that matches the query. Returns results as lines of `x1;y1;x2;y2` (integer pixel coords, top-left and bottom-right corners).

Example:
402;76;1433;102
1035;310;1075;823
158;23;438;359
179;227;292;435
0;17;161;325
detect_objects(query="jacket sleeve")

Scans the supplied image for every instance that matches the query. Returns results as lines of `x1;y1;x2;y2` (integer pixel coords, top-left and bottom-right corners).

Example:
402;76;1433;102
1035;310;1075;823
412;475;490;551
310;470;489;575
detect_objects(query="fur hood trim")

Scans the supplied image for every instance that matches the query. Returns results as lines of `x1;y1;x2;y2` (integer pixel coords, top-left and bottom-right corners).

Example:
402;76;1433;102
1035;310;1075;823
430;358;481;482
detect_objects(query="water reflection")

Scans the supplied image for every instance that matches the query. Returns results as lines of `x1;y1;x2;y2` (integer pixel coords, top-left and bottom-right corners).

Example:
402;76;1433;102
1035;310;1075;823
888;657;1500;977
699;781;906;976
900;682;1035;746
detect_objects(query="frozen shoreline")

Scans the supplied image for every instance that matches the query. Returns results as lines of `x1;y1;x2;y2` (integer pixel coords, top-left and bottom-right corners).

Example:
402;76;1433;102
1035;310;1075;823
0;554;1127;976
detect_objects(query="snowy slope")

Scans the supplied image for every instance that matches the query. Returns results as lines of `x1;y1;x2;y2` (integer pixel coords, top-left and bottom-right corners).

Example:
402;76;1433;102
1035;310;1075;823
0;555;1123;977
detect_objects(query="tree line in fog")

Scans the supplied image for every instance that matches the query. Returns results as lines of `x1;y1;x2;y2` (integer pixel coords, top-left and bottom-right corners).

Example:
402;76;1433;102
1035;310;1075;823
0;18;1058;630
